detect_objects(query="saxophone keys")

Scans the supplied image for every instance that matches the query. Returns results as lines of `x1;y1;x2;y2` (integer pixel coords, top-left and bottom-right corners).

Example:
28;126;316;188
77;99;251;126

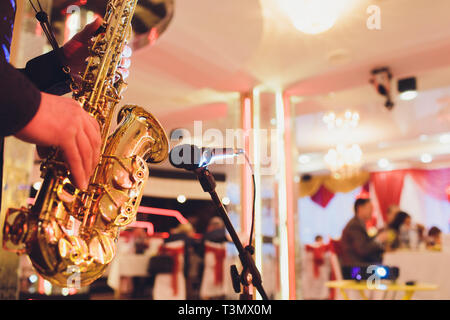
41;219;62;244
113;204;135;227
58;236;89;266
2;207;29;253
133;156;147;182
112;164;133;189
88;233;116;265
98;187;129;223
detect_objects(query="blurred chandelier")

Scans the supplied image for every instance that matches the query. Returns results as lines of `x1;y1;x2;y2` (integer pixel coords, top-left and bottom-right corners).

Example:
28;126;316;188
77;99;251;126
323;110;360;130
324;144;363;178
278;0;353;34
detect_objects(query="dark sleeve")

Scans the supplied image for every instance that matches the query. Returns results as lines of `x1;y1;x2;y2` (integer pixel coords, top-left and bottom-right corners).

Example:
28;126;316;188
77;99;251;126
349;225;384;260
0;55;41;136
20;50;71;96
0;49;72;137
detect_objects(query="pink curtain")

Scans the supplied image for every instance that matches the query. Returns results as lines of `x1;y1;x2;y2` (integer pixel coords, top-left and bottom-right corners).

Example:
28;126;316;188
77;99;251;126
408;168;450;201
371;170;406;221
311;185;335;208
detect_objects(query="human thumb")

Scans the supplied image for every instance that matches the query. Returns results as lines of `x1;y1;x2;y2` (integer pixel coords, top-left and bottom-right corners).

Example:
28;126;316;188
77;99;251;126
73;17;103;43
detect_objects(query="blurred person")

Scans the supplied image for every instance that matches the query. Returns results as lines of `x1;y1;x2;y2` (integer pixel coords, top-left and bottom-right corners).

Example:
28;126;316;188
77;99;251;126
385;211;412;251
204;216;229;243
416;224;426;247
314;235;324;245
130;228;150;298
340;198;387;268
386;205;401;225
153;222;197;300
426;227;442;251
132;227;149;255
377;204;401;235
200;217;229;300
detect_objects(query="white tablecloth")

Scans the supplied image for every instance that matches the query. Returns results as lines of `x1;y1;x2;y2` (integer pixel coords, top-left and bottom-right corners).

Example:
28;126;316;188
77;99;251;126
107;254;153;290
384;251;450;300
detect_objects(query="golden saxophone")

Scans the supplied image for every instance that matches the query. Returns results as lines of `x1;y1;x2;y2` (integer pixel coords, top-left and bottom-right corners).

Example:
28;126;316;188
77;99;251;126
2;0;169;287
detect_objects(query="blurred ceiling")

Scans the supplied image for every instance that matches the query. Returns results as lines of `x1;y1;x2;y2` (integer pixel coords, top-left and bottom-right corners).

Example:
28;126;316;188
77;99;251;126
46;0;450;178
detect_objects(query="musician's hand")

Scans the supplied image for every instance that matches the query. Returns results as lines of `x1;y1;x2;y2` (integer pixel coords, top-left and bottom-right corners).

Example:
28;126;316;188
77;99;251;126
63;17;132;81
62;17;103;79
15;92;101;190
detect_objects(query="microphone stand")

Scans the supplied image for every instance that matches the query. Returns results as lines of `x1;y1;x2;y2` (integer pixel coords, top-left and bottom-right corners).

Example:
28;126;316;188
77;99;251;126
193;166;269;300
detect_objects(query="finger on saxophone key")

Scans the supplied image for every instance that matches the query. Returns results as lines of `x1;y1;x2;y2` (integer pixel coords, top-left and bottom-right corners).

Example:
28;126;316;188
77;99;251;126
14;92;102;190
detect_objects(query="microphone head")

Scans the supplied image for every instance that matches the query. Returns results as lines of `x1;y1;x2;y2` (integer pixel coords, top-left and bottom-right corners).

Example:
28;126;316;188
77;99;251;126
169;144;211;170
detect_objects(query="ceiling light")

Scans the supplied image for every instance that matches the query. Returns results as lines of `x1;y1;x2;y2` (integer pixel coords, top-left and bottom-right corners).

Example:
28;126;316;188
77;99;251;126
399;91;418;101
323;110;359;129
398;77;417;101
378;158;390;169
298;155;310;164
33;181;42;190
324;144;362;178
279;0;353;35
221;197;231;205
440;133;450;144
420;153;432;163
177;195;186;203
28;274;38;283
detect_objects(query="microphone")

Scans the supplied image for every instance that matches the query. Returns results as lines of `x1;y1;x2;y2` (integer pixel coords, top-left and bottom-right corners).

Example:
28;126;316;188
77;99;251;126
169;144;244;170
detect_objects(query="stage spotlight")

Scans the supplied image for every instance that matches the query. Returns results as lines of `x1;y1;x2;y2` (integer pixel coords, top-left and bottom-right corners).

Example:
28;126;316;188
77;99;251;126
177;194;187;203
33;181;42;190
398;77;417;101
378;158;390;169
221;197;231;205
420;153;432;163
298;155;310;164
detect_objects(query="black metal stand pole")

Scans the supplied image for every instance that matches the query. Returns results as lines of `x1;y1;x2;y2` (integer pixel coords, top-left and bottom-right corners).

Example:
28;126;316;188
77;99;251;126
193;166;269;300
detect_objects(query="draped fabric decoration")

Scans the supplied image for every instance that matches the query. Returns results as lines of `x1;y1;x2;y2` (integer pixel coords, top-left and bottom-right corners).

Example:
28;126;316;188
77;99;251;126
302;243;331;299
159;245;184;295
304;244;330;278
204;244;226;285
299;172;370;198
328;239;343;300
408;168;450;201
357;182;371;199
300;169;449;222
311;185;335;208
370;170;406;222
323;172;371;193
299;175;324;197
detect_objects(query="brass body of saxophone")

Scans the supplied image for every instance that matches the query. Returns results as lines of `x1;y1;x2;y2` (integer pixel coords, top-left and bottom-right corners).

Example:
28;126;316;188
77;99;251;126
2;0;169;287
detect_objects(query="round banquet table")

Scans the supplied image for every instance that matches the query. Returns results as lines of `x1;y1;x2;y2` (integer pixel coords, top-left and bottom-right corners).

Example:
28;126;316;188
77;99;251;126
383;250;450;299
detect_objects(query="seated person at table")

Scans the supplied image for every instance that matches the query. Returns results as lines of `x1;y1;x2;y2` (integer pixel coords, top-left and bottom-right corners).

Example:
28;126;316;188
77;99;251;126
340;198;387;268
426;226;442;251
132;228;149;254
386;205;400;225
385;211;412;251
377;205;400;234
